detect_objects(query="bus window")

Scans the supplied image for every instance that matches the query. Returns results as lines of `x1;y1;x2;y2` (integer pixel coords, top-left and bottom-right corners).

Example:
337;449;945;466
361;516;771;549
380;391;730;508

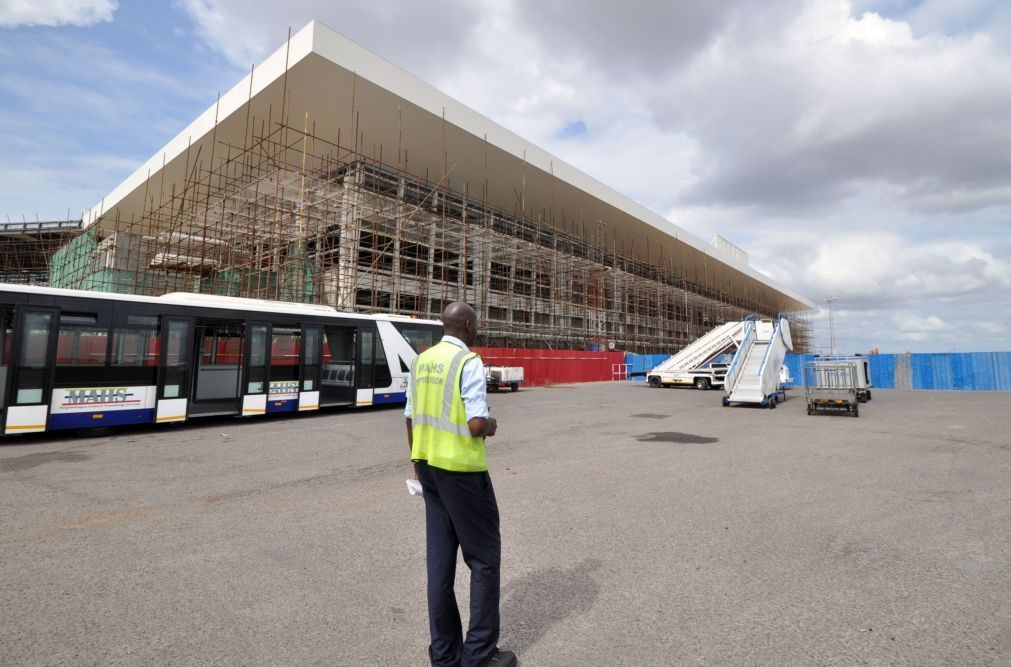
374;335;392;388
302;327;319;391
202;330;242;365
322;328;354;387
358;329;374;388
195;323;243;402
16;312;52;404
270;327;301;382
112;328;159;367
1;312;10;363
127;315;158;328
162;320;189;399
397;326;437;353
0;311;11;410
56;314;108;366
247;324;268;394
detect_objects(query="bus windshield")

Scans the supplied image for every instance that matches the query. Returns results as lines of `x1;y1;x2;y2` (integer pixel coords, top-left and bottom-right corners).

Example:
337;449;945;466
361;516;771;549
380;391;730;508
395;325;440;353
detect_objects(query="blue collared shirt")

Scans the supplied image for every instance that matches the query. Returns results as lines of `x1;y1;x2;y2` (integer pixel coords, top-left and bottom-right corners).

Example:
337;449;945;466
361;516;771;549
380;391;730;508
404;335;490;422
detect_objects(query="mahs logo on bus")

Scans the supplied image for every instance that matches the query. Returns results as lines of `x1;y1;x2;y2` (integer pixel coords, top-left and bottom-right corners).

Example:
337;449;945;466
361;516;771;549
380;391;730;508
65;388;131;405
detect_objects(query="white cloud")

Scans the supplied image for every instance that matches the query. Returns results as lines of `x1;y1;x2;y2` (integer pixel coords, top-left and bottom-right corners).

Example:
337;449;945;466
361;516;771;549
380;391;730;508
755;232;1011;306
0;156;138;222
893;313;953;333
0;28;232;222
892;313;953;342
977;321;1007;337
0;0;117;28
175;0;487;76
651;1;1011;213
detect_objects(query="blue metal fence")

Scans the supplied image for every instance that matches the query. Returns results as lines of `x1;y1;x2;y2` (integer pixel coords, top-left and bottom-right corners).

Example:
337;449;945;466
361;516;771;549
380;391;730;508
783;352;1011;391
627;351;1011;391
625;354;669;381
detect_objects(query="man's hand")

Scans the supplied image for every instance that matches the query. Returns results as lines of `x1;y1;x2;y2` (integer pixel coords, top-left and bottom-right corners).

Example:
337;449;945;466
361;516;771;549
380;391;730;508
468;416;498;438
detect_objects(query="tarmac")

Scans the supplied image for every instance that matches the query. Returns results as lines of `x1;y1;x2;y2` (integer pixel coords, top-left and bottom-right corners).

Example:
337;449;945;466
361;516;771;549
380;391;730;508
1;383;1009;666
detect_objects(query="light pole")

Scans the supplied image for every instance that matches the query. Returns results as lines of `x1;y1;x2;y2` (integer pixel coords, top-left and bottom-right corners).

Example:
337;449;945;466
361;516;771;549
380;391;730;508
825;297;839;355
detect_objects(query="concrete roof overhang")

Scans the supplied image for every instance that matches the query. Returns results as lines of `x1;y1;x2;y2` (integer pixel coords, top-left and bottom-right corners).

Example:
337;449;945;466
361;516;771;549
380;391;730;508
86;21;813;312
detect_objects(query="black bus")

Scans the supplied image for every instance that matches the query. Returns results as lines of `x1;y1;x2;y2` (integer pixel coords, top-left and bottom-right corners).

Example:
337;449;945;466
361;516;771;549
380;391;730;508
0;284;442;435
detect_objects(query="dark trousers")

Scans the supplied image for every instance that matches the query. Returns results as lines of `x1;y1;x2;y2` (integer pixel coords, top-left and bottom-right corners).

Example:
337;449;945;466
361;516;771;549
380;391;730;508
417;461;501;667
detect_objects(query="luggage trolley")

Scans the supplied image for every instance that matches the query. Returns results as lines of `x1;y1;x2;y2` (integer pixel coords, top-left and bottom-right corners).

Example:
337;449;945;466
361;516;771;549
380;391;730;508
804;361;860;417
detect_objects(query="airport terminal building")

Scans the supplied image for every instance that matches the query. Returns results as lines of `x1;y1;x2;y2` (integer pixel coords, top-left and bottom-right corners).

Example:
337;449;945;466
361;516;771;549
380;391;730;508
41;21;812;353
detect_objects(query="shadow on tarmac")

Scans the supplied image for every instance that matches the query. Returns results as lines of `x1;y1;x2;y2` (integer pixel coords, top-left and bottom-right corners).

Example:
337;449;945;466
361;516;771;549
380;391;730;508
0;449;92;471
636;431;719;444
501;558;602;652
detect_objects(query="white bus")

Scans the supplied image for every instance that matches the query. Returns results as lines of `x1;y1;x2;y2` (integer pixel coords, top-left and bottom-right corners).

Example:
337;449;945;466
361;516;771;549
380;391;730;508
0;284;442;435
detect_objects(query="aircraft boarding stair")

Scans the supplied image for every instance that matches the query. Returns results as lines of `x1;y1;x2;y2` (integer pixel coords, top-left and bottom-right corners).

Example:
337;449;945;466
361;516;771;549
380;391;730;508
652;321;746;373
722;317;793;408
647;321;747;388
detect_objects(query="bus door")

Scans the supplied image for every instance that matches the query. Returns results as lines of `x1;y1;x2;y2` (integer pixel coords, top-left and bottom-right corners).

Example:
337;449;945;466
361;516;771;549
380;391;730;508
266;325;301;413
320;325;356;407
4;307;57;435
355;326;391;407
190;319;244;416
0;306;12;431
298;325;321;412
156;317;192;424
240;321;269;417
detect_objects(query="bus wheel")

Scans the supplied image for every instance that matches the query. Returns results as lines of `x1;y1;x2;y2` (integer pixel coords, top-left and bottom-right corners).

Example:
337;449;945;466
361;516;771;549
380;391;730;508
694;377;711;391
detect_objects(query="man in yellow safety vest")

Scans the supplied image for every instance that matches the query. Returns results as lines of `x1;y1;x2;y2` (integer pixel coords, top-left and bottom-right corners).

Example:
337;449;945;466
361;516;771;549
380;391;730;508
405;302;516;667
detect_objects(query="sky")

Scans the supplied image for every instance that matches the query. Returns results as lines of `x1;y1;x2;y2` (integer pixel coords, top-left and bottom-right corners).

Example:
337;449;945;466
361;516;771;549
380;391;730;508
1;0;1009;354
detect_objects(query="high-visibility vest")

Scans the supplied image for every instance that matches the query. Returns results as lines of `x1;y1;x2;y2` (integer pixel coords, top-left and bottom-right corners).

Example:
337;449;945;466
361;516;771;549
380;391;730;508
410;341;487;472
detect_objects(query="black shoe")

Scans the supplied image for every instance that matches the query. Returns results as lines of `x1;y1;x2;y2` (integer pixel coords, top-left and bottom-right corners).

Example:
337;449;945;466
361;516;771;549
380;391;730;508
477;649;517;667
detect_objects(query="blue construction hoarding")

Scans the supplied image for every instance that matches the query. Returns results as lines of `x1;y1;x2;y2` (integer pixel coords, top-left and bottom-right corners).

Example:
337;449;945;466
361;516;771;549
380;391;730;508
779;352;1010;391
626;351;1011;391
624;354;669;379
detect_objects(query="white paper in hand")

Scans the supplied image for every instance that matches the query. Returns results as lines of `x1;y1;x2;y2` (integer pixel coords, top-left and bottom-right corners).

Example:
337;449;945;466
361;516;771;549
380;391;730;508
406;479;423;497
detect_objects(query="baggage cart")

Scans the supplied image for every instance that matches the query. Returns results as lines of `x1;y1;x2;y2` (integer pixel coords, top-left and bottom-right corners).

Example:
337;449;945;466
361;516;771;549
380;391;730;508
811;355;873;402
804;361;860;417
486;366;524;392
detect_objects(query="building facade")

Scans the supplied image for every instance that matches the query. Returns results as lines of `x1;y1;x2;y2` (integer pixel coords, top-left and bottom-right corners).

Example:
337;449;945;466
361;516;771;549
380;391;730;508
45;21;812;353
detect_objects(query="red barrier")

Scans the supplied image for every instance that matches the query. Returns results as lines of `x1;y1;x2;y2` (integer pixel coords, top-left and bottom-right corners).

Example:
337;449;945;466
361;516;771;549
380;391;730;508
472;347;625;386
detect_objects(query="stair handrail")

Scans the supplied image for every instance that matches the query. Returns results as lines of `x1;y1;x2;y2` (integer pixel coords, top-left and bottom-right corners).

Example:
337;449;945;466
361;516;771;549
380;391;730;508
723;320;755;393
757;318;781;375
688;333;735;369
777;314;793;351
652;321;741;373
757;318;789;398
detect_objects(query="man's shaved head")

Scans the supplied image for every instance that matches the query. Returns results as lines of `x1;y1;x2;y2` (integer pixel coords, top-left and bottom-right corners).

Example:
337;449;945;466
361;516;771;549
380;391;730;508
442;302;479;345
